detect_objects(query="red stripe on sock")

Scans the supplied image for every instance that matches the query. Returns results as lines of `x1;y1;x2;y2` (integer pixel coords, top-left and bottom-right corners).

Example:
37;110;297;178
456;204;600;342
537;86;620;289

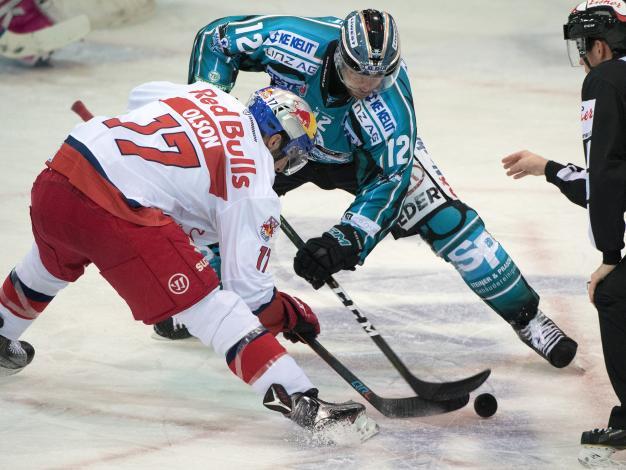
228;333;286;384
0;275;47;320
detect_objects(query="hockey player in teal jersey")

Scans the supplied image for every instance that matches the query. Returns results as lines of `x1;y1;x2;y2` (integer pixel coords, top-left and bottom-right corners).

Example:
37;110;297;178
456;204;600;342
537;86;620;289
172;10;579;368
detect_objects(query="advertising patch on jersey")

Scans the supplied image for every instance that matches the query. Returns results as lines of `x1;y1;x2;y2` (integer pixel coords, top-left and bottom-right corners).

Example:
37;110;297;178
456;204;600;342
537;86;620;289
352;94;396;145
267;30;320;59
364;94;396;138
581;98;595;140
396;166;448;231
259;216;280;242
352;100;382;145
342;213;381;237
267;66;308;95
266;47;320;76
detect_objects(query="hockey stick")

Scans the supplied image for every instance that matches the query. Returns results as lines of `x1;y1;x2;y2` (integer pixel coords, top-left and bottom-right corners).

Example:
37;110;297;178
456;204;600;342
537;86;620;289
302;335;468;418
280;215;491;402
71;100;93;121
67;99;469;417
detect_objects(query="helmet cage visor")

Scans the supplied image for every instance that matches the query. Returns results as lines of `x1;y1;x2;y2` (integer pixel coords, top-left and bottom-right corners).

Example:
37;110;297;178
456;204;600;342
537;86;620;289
274;102;313;175
280;134;311;176
565;37;590;66
563;10;617;66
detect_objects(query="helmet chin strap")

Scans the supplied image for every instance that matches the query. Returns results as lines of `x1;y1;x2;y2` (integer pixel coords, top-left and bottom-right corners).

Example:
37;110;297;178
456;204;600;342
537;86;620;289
582;55;593;70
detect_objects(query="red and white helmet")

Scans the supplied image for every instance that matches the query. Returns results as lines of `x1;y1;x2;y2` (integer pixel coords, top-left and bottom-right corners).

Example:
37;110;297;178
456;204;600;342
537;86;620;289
247;87;317;175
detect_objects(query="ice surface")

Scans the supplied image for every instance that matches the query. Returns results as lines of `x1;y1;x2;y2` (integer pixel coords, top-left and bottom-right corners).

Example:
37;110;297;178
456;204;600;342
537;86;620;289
0;1;618;468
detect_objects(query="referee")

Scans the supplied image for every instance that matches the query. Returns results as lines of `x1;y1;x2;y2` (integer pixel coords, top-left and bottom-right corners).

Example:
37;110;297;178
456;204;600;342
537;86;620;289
501;1;626;466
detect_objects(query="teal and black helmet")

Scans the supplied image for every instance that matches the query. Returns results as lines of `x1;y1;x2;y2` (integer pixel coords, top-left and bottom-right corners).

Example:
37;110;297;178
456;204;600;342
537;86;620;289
335;9;401;93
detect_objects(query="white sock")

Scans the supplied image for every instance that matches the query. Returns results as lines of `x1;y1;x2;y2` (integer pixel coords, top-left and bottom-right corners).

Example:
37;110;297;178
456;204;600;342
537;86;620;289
251;354;315;396
0;304;33;340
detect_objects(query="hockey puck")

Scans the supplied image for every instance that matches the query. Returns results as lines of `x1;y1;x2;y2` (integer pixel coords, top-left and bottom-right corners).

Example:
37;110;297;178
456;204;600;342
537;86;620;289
474;393;497;418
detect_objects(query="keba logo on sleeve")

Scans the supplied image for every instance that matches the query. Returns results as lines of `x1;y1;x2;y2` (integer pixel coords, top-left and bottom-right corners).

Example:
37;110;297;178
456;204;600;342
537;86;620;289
581;99;596;140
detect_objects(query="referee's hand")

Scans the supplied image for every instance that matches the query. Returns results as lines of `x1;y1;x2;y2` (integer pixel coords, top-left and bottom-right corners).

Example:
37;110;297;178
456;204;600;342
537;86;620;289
588;263;617;304
502;150;548;179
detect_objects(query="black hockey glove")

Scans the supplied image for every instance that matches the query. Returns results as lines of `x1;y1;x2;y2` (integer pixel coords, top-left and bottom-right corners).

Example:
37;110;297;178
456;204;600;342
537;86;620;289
293;224;363;289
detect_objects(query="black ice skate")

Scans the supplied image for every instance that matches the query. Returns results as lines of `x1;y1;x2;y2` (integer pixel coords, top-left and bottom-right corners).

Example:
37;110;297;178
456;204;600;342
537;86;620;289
263;383;379;442
0;334;35;376
578;428;626;467
152;316;192;340
513;310;577;368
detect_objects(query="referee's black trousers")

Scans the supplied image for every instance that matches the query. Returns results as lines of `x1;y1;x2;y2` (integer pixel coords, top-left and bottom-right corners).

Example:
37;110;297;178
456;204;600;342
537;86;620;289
594;259;626;429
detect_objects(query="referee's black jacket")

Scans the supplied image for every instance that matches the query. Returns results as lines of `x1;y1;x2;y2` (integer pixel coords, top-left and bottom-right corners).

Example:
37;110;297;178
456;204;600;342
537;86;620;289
545;57;626;265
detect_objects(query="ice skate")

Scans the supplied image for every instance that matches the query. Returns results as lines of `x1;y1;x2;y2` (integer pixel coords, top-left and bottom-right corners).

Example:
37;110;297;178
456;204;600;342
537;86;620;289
513;310;577;368
579;428;626;468
0;333;35;376
0;0;89;63
263;383;379;443
152;316;192;341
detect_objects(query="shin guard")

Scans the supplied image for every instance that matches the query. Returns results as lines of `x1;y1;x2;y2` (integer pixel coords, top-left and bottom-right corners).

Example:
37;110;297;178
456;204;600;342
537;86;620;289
417;201;539;323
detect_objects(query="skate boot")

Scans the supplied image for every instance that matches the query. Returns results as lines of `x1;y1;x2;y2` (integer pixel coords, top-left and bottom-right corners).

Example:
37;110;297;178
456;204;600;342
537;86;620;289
0;0;55;64
263;383;379;443
0;333;35;376
578;428;626;467
152;316;192;340
512;309;577;368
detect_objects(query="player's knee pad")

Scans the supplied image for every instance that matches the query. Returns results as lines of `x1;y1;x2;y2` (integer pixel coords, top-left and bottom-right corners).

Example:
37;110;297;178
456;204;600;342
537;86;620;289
174;289;288;385
225;325;287;385
416;200;484;259
174;288;260;355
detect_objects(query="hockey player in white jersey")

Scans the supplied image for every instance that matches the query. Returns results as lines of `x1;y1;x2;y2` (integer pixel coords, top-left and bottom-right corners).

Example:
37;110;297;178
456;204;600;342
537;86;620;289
0;81;378;441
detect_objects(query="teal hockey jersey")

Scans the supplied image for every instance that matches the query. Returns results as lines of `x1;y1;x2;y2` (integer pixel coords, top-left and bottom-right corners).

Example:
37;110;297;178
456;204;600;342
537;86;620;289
189;15;420;260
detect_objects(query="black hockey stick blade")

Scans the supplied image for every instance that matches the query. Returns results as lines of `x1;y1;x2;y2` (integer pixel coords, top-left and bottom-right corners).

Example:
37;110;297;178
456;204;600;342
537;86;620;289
280;215;490;401
404;366;490;402
304;336;468;418
366;331;491;401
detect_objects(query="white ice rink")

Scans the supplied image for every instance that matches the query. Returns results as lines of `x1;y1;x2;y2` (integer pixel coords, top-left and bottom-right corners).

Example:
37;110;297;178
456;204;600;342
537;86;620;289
0;1;619;468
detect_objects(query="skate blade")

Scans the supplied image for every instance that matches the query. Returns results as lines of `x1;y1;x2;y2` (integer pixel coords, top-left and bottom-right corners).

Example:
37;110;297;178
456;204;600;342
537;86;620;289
578;446;624;468
150;332;198;343
353;413;379;442
0;365;26;377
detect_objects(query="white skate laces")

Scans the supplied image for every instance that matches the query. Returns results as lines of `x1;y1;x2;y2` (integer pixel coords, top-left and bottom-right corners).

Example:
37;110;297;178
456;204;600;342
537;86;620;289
579;427;626;467
578;446;621;468
517;311;564;358
8;339;27;359
0;334;35;376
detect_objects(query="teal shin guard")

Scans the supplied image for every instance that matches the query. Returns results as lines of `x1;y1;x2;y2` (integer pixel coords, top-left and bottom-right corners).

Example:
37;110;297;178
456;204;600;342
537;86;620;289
417;201;538;324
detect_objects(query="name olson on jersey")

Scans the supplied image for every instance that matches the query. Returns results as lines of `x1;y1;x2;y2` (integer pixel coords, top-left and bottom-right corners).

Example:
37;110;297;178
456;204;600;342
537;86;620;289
181;88;257;189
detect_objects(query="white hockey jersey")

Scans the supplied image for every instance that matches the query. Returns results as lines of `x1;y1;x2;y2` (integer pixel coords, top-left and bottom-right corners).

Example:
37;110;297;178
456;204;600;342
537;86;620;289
53;82;280;310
